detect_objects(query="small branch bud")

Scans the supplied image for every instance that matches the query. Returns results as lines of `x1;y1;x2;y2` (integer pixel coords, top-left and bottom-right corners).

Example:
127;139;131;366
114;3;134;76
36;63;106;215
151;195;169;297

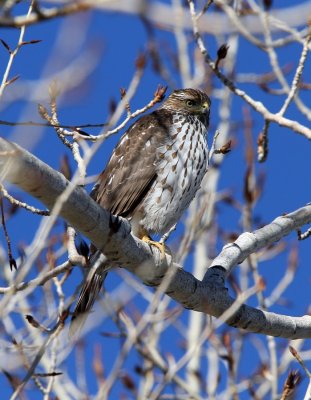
215;44;229;69
263;0;273;11
257;276;266;292
217;140;232;154
153;85;167;103
25;315;39;328
135;52;146;70
5;75;19;87
120;88;131;114
59;309;70;325
48;80;60;102
257;132;268;162
9;257;17;271
20;39;42;47
120;87;126;99
38;103;49;120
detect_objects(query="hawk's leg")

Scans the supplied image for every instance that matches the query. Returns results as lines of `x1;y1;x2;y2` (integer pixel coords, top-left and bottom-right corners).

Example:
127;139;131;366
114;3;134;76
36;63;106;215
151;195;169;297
141;235;167;259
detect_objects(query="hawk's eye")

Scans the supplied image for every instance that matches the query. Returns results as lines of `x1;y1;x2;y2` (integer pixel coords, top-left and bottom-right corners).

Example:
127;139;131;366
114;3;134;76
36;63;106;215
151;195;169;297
186;100;195;106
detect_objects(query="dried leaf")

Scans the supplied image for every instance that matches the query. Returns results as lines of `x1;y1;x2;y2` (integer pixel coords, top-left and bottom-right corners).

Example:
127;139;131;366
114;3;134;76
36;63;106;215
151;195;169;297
280;370;301;400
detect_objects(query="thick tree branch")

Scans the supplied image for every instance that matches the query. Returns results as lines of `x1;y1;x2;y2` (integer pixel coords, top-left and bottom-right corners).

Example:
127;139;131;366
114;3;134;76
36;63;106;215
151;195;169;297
0;2;91;28
0;137;311;338
0;0;310;37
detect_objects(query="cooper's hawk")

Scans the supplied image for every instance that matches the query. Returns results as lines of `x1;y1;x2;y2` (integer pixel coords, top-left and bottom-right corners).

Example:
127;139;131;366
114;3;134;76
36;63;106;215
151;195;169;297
70;88;211;333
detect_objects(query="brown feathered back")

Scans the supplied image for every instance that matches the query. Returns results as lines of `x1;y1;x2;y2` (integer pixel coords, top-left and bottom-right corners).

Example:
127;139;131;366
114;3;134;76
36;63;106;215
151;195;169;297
91;110;172;217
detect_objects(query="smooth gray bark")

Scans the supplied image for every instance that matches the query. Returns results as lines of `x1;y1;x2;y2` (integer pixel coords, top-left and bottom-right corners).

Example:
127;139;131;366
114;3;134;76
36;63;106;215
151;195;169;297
1;137;311;338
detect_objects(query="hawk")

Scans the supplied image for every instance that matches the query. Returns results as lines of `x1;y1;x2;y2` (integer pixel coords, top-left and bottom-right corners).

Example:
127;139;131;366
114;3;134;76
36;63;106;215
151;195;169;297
70;88;211;333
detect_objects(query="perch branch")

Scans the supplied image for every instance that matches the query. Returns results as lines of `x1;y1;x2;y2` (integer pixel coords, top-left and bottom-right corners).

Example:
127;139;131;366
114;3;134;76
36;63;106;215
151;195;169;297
0;138;311;338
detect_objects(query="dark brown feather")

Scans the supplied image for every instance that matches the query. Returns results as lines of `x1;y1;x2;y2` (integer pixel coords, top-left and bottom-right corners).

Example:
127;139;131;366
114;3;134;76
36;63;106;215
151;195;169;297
69;252;109;337
91;110;172;217
69;272;107;337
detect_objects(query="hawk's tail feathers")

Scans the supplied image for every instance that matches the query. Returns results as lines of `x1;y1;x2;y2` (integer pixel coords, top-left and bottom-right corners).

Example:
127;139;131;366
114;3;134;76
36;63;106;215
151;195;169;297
69;267;108;338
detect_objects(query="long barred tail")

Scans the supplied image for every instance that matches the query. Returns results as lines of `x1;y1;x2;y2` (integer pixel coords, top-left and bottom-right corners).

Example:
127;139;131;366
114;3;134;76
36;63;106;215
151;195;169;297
69;252;110;337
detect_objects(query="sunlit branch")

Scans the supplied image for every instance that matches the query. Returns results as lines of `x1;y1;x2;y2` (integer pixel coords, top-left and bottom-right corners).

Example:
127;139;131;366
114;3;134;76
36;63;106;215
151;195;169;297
1;138;311;339
187;0;311;140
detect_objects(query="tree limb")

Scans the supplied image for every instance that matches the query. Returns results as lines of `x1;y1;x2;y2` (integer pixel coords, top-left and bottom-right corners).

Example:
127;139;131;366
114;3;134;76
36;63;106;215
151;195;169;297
1;0;310;37
0;137;311;338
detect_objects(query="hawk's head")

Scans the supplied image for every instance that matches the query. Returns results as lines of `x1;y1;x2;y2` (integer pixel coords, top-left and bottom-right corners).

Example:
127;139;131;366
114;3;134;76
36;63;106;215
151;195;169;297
161;88;211;116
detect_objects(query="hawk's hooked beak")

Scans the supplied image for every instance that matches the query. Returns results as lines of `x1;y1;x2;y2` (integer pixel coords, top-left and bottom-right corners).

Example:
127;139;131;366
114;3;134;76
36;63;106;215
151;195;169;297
202;101;209;110
201;101;210;114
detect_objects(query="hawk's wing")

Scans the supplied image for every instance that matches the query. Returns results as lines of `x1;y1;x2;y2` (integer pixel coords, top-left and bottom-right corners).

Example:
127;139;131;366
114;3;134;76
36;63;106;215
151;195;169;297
91;110;171;217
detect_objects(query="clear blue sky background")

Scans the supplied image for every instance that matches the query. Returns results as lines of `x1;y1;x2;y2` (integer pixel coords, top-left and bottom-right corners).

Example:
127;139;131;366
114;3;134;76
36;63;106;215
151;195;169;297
1;1;311;398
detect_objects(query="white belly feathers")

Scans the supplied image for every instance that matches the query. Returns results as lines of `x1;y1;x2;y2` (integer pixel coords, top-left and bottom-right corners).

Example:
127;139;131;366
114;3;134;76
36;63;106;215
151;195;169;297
140;114;208;235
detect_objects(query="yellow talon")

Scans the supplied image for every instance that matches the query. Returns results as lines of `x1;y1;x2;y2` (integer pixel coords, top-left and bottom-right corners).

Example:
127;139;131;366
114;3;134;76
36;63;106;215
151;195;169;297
141;235;167;259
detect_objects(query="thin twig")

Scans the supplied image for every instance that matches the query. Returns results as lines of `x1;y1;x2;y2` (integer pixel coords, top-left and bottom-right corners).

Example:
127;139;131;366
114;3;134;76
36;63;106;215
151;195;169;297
0;261;73;294
10;312;68;400
0;184;49;216
278;28;311;116
0;195;16;270
0;1;34;98
187;0;311;139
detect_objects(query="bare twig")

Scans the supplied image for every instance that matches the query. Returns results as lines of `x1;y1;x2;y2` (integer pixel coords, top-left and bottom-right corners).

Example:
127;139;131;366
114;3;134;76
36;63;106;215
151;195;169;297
0;196;16;270
278;28;311;116
0;1;34;98
0;184;49;216
10;311;69;400
187;0;311;139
